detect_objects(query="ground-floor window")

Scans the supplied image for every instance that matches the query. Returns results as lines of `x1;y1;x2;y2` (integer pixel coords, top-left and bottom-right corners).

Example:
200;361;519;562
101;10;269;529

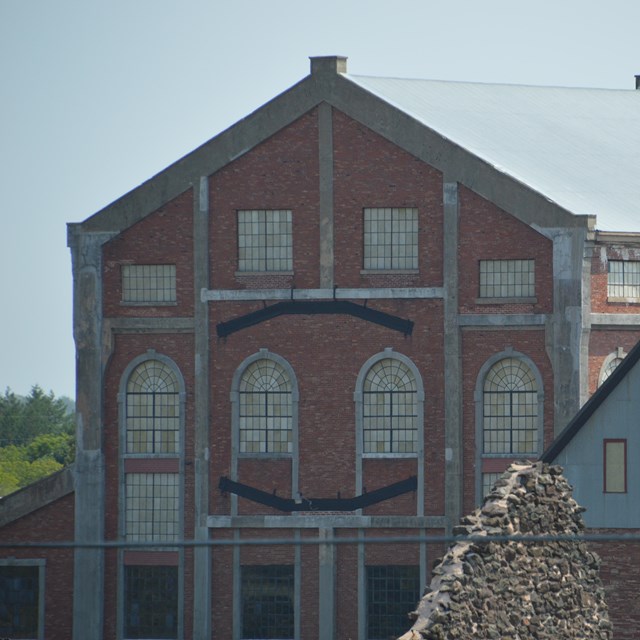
0;563;41;639
241;565;294;639
124;565;178;639
366;565;420;640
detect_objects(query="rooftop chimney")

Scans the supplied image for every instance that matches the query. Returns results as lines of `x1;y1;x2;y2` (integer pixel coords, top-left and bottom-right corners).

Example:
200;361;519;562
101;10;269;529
310;56;347;76
636;75;640;90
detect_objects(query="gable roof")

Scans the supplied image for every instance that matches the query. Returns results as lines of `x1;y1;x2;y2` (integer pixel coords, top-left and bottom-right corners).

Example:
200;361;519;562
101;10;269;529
71;56;640;238
542;338;640;462
0;466;74;528
348;75;640;233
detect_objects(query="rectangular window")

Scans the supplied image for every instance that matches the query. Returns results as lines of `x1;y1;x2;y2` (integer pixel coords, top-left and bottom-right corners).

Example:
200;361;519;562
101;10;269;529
0;563;42;639
366;565;420;640
238;210;292;272
122;265;176;304
479;259;535;298
482;472;502;498
125;473;179;541
608;260;640;299
604;439;626;493
124;565;178;639
241;565;294;640
364;208;418;270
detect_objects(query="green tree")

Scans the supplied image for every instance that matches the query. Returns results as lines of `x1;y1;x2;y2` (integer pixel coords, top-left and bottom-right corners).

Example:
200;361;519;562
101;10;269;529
0;389;24;446
0;386;74;446
0;387;75;496
26;433;75;466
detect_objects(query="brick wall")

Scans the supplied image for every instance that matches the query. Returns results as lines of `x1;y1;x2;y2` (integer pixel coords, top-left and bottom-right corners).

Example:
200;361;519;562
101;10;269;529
0;493;74;640
458;185;553;314
590;529;640;640
102;189;194;317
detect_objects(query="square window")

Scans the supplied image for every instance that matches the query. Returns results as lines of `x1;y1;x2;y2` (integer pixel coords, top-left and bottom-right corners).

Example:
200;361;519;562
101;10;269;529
125;473;179;542
238;210;292;272
122;265;176;304
124;565;178;639
363;208;418;270
479;260;535;298
0;563;41;639
241;565;294;639
366;565;420;640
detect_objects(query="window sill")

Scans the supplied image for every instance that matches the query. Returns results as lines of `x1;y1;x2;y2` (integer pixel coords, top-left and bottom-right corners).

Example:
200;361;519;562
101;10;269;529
474;297;537;305
360;269;419;275
120;301;177;306
235;271;294;277
482;452;539;458
607;297;640;304
238;452;293;458
362;452;418;458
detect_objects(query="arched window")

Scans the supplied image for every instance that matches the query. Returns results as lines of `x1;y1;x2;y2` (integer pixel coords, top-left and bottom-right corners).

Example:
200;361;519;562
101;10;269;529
362;358;417;454
126;359;180;454
599;348;627;386
239;359;292;454
483;358;538;455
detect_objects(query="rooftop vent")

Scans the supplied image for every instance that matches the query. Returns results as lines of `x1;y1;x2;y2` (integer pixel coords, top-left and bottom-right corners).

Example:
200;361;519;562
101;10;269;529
636;75;640;90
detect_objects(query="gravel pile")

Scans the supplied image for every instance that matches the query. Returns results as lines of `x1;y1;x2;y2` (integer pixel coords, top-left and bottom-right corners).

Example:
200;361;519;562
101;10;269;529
398;462;612;640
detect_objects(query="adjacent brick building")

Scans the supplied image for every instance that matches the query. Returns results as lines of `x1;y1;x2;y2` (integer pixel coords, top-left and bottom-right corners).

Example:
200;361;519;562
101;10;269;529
2;56;640;639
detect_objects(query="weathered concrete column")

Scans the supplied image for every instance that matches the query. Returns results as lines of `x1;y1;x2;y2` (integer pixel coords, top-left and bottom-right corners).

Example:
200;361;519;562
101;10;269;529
318;101;334;290
67;226;112;640
318;527;336;640
443;181;463;532
193;176;212;638
542;227;591;434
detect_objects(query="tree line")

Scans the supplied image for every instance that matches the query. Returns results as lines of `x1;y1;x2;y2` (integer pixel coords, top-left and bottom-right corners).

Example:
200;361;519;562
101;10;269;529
0;386;75;496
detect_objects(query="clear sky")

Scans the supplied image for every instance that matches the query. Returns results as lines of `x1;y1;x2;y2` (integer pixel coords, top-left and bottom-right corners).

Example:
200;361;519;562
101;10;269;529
1;0;639;399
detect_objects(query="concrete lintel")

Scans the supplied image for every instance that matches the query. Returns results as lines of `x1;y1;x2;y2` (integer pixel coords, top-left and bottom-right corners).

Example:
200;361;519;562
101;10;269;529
590;313;640;328
104;317;195;332
207;515;445;529
202;287;444;302
458;314;547;327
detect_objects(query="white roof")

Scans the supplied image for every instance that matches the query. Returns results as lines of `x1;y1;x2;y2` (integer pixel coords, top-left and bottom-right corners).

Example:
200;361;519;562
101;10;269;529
348;75;640;232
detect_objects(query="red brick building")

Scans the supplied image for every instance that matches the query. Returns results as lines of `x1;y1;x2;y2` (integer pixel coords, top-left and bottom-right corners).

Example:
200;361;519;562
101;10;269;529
2;56;640;639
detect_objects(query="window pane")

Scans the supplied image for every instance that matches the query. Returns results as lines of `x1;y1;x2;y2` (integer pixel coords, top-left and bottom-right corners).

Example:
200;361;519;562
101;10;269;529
608;260;640;298
363;359;417;454
238;210;292;272
122;265;176;303
241;566;294;640
479;260;535;298
124;565;178;639
126;360;180;454
366;565;420;640
126;473;179;541
600;355;624;386
0;565;39;639
604;440;626;493
239;359;292;454
364;208;418;270
483;358;538;455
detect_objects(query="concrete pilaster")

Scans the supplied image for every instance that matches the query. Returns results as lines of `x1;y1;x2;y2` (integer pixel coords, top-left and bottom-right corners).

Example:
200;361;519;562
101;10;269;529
193;176;212;638
67;227;112;640
318;102;334;289
318;527;336;640
443;181;463;532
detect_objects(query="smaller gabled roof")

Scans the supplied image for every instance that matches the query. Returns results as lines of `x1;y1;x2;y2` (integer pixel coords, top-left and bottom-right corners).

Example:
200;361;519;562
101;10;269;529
0;466;74;529
542;339;640;462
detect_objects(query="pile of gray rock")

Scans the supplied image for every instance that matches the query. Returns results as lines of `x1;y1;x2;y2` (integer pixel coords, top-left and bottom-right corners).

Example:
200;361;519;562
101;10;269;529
399;462;612;640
